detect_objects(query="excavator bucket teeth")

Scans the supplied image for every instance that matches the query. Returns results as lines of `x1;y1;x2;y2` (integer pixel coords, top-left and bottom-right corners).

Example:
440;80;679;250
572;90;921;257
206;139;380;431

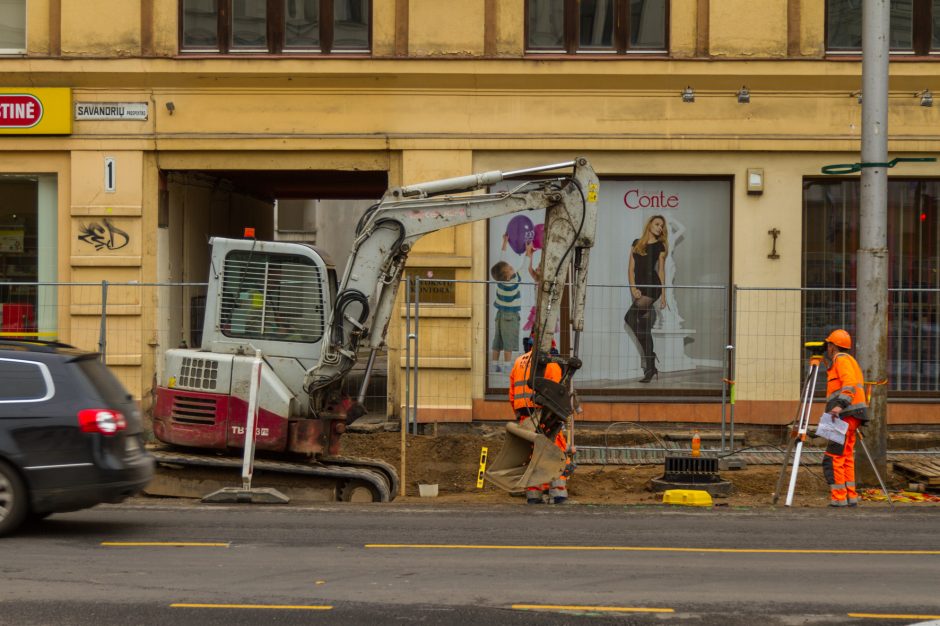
484;420;566;493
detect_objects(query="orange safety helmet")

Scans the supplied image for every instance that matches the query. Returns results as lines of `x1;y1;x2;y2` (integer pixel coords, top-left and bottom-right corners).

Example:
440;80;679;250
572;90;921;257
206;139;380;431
825;329;852;350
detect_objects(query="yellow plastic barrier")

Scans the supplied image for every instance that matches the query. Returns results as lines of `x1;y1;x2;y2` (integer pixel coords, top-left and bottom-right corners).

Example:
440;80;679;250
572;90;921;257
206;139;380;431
662;489;713;507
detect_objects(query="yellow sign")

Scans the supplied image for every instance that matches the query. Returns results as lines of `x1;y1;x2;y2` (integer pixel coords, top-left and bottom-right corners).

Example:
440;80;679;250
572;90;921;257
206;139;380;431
0;88;72;135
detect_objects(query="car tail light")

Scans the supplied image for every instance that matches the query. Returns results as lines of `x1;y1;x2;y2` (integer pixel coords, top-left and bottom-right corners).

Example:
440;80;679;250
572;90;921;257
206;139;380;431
78;409;127;435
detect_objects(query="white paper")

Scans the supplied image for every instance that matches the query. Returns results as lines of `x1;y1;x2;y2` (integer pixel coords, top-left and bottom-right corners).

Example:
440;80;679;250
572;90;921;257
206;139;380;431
814;412;848;444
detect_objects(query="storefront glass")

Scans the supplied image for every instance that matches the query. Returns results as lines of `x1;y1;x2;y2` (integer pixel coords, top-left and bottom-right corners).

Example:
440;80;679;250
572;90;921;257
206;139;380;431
486;178;731;394
803;178;939;394
0;176;57;340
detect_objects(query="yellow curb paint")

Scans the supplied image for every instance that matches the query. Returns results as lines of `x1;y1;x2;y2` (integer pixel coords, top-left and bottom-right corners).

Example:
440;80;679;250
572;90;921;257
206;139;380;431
365;544;940;556
848;613;940;620
513;604;673;614
101;542;230;547
171;603;332;610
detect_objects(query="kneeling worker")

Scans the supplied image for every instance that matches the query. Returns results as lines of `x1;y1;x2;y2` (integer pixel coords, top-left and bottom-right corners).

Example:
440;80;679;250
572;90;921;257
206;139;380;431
509;337;571;504
823;329;870;508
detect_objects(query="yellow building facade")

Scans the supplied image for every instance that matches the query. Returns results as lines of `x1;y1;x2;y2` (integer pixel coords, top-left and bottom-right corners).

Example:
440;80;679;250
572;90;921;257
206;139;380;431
1;0;938;426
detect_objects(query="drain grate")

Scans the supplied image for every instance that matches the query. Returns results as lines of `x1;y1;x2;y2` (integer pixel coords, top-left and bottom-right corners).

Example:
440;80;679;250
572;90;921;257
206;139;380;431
662;454;722;484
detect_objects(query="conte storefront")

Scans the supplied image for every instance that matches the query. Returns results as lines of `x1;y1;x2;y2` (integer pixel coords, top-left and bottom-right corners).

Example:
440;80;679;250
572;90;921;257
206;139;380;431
486;178;731;395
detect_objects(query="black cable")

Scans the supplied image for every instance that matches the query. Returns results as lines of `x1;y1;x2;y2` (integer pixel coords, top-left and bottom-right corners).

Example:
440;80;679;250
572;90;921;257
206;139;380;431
331;289;370;347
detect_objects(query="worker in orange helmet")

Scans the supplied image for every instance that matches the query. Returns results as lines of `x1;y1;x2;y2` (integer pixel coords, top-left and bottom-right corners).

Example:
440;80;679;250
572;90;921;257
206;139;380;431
509;335;570;504
822;329;870;507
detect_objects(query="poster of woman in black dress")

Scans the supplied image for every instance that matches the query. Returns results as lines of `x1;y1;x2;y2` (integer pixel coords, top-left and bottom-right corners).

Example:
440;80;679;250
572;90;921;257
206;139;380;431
625;215;668;383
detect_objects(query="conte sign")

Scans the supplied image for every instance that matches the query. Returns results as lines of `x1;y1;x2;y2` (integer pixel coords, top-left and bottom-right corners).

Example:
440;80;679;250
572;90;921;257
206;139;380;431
0;88;71;135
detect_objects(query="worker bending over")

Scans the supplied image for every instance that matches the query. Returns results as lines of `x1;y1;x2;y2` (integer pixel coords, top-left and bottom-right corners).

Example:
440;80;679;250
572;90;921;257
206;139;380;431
823;329;870;508
509;338;571;505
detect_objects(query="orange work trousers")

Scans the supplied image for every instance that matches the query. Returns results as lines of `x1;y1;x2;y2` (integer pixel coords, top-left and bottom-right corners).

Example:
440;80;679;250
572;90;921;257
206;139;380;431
822;415;861;506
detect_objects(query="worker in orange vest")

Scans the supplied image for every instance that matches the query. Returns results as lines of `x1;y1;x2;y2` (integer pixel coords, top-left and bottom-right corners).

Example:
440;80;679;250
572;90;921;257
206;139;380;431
822;329;870;507
509;337;571;504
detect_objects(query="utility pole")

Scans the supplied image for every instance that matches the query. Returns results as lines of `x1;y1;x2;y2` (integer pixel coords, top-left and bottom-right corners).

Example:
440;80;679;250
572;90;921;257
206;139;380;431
857;0;889;480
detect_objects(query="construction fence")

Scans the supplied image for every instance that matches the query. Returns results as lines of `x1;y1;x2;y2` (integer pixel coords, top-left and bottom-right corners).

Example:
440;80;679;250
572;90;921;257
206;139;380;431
401;278;940;446
2;279;938;447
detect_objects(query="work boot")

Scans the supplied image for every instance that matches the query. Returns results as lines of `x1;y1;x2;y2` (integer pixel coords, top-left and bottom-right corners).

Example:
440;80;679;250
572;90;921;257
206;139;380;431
552;496;568;505
526;496;544;505
828;500;848;508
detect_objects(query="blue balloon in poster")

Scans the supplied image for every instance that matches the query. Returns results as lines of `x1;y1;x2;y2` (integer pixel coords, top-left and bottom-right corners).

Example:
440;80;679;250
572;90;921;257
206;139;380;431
505;215;535;255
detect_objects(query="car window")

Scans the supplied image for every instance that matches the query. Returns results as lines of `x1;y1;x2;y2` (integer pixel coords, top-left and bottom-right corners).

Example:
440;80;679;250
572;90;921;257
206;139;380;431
74;357;131;406
0;358;52;402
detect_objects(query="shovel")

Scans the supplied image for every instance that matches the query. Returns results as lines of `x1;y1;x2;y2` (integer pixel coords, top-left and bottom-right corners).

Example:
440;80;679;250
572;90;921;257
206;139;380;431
484;418;567;493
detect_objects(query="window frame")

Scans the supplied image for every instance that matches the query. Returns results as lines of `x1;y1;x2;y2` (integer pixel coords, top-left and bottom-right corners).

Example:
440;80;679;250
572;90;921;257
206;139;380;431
178;0;372;55
0;358;54;404
825;0;937;56
0;0;27;55
524;0;669;56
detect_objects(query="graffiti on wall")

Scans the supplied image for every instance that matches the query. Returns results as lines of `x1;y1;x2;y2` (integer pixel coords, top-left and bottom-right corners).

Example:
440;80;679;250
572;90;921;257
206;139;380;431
78;218;129;251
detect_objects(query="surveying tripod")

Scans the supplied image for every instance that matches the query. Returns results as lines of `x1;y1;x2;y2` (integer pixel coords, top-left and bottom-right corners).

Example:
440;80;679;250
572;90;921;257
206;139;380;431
772;342;893;508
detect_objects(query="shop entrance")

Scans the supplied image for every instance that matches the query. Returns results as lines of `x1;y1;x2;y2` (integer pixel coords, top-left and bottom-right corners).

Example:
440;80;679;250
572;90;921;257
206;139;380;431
155;168;388;397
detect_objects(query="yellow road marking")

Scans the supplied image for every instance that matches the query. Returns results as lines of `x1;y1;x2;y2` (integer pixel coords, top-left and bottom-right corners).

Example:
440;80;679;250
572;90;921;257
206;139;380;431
513;603;673;614
101;542;230;547
171;603;332;610
849;613;940;620
365;544;940;556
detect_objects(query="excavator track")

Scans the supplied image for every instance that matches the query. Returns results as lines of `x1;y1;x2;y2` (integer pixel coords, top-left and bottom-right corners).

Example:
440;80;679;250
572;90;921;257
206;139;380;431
150;449;393;503
320;455;400;499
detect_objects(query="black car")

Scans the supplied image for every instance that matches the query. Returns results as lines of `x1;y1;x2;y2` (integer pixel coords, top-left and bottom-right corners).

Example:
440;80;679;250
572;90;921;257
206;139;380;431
0;340;154;536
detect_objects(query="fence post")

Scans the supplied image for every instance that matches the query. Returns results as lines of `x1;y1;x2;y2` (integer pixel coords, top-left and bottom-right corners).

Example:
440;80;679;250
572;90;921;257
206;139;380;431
98;280;108;363
413;276;421;435
728;285;738;454
720;285;729;453
401;275;411;498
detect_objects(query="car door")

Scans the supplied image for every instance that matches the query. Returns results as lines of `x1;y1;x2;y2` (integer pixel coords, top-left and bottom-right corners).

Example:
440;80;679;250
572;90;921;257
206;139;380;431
0;356;92;492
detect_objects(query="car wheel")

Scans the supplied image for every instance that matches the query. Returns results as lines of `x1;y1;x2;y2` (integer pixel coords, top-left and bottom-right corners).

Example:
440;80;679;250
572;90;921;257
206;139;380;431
0;460;28;537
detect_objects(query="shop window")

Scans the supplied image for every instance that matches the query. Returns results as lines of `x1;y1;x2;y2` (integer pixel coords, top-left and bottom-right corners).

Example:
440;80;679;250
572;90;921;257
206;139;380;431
180;0;370;54
827;0;940;55
486;178;730;395
803;179;940;395
526;0;668;54
0;176;57;341
0;0;26;54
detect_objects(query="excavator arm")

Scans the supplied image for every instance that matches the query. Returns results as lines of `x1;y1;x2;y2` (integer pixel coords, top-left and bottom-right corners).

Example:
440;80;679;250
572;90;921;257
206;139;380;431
303;158;599;420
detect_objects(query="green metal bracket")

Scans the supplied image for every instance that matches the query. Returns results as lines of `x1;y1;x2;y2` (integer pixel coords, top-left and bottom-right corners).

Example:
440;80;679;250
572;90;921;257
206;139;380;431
821;157;937;175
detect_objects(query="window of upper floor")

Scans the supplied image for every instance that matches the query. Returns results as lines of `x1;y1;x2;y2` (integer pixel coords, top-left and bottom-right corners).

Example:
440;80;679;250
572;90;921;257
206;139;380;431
827;0;940;55
526;0;668;55
0;0;26;55
180;0;370;55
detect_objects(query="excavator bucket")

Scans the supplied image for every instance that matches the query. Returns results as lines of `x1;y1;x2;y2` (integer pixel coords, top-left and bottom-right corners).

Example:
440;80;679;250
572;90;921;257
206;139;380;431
485;420;567;493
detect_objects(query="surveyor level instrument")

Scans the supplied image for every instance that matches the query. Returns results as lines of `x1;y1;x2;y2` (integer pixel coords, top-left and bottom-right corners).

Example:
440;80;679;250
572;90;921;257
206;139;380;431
773;343;825;506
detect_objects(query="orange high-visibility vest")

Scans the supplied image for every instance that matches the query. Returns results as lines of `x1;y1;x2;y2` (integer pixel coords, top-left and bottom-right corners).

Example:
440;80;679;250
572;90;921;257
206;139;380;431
826;352;869;421
509;351;562;411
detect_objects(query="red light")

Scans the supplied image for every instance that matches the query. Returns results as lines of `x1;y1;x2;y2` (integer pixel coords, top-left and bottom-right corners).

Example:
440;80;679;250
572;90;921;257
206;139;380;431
244;227;256;238
921;213;928;222
78;409;127;435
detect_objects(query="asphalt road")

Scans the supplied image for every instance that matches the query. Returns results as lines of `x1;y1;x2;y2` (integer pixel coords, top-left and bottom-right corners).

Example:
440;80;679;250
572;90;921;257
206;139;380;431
2;500;940;625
